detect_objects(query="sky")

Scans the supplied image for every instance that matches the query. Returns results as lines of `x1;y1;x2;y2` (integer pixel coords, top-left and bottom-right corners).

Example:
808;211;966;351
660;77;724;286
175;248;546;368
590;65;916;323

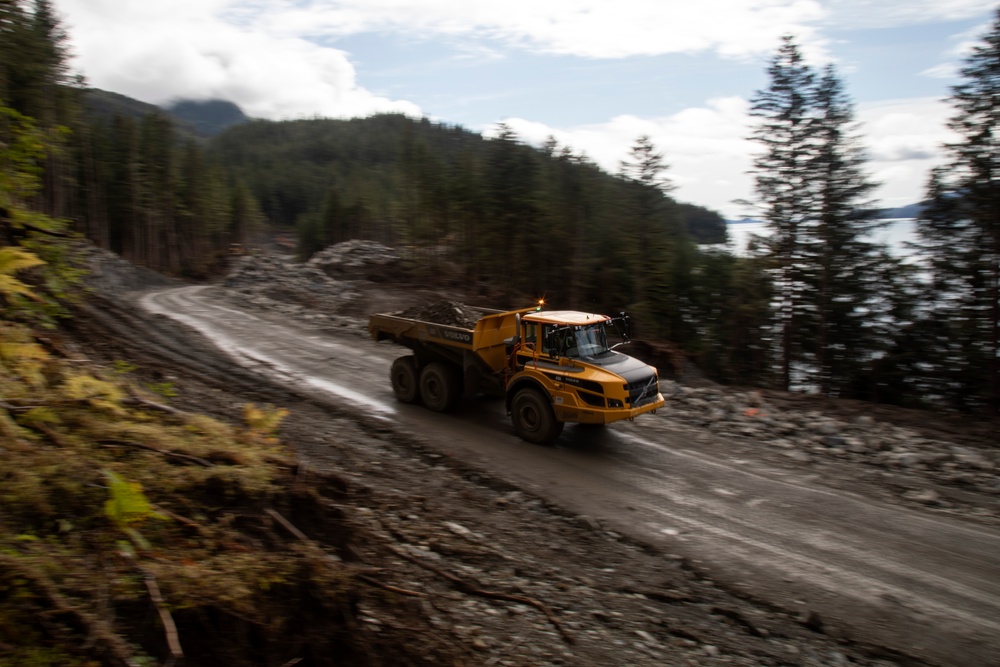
54;0;998;219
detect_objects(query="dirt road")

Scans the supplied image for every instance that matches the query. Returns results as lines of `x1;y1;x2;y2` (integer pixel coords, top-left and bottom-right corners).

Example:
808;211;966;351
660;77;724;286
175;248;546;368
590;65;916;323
133;284;1000;667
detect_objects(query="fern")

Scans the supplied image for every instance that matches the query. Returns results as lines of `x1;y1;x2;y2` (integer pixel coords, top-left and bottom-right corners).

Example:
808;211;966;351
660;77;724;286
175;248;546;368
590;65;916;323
103;470;166;528
147;381;178;398
0;246;45;303
20;406;59;426
242;403;289;443
63;373;126;415
0;322;50;388
111;360;138;376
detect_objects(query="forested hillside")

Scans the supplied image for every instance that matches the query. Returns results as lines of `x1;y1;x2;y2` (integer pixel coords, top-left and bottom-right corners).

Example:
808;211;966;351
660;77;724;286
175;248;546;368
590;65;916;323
208;116;733;341
3;0;999;412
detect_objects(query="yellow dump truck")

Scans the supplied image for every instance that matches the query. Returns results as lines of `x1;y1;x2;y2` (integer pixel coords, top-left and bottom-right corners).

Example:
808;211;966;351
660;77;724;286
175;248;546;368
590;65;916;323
368;303;664;443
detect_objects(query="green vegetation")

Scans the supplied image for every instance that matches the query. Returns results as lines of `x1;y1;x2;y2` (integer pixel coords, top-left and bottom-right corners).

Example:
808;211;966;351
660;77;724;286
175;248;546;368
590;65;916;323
0;118;405;659
0;328;373;664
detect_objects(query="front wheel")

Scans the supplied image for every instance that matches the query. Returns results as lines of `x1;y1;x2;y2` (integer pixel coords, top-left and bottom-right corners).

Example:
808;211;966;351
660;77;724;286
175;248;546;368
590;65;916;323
510;389;564;444
419;362;461;412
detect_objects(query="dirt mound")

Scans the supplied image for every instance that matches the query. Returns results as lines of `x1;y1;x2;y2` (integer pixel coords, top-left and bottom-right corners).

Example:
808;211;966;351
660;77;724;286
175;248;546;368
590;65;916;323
81;243;181;296
306;239;402;282
398;300;486;328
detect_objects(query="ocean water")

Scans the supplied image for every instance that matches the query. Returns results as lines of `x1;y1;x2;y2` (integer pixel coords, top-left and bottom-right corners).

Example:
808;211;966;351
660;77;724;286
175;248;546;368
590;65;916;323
725;219;918;257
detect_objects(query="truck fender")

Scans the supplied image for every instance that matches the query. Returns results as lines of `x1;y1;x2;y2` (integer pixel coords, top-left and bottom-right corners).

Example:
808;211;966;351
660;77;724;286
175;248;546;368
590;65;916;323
505;377;549;413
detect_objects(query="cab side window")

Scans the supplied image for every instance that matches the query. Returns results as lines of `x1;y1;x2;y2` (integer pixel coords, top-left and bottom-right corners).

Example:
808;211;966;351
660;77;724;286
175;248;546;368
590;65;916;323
524;323;538;347
543;325;560;356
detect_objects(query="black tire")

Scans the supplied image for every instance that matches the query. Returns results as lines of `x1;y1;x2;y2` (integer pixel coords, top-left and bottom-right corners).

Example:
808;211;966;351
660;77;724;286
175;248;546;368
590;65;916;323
390;356;420;404
510;388;564;444
419;362;461;412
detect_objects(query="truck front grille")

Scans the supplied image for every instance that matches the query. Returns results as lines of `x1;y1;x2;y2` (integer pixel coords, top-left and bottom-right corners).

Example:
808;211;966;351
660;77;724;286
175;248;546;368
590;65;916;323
625;375;659;407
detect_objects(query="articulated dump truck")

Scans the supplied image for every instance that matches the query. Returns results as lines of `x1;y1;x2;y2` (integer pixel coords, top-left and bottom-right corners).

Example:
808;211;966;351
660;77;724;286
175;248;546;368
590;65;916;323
368;303;664;443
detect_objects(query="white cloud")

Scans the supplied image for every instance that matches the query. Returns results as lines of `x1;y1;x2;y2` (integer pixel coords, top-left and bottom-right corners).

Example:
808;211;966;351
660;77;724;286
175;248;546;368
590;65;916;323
51;0;967;217
921;63;959;78
919;16;993;80
260;0;994;61
859;97;956;207
491;96;953;218
57;0;421;119
264;0;831;60
494;97;757;219
55;0;995;121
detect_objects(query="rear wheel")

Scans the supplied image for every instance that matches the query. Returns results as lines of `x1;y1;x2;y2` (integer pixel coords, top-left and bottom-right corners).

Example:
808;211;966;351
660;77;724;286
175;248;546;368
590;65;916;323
511;388;564;444
419;362;461;412
390;356;420;404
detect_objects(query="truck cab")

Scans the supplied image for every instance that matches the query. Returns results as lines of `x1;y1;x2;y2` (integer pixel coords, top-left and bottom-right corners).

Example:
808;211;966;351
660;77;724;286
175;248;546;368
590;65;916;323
504;310;665;442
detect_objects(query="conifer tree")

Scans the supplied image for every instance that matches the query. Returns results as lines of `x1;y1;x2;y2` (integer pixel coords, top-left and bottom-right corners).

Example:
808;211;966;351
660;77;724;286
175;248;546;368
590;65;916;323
0;0;74;123
807;65;882;394
618;135;679;336
483;123;540;294
918;9;1000;412
749;36;818;390
749;37;884;393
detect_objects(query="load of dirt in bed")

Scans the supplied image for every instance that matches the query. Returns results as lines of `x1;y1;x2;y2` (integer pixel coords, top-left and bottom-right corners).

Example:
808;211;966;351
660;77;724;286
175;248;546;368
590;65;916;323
397;300;486;328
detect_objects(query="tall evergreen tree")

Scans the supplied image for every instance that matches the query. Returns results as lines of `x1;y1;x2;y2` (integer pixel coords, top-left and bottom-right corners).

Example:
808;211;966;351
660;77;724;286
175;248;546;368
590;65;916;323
618;135;680;336
807;65;883;394
0;0;73;122
482;123;541;295
918;9;1000;412
619;135;674;193
0;0;80;219
749;36;818;390
749;37;885;394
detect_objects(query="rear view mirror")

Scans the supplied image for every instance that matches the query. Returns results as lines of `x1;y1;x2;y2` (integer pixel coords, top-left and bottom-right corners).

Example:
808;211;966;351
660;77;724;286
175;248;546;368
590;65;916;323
619;312;632;340
609;312;632;349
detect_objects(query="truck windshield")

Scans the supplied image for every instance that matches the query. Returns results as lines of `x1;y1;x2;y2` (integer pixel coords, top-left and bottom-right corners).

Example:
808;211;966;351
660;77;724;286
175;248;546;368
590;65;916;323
541;322;612;358
568;324;609;358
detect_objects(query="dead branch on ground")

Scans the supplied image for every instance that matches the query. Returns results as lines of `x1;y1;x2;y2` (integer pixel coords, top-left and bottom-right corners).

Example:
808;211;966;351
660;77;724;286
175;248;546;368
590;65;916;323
123;394;188;416
140;567;184;664
98;438;214;467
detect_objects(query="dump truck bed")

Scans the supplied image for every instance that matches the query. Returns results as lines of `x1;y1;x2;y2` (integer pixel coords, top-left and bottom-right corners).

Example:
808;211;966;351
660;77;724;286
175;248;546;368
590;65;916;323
368;311;478;349
369;304;538;373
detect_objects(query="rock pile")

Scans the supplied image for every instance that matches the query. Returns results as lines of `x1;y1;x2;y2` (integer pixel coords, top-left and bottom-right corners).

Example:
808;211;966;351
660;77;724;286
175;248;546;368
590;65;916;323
306;239;401;282
658;381;1000;505
222;252;367;333
219;243;472;335
81;244;177;296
